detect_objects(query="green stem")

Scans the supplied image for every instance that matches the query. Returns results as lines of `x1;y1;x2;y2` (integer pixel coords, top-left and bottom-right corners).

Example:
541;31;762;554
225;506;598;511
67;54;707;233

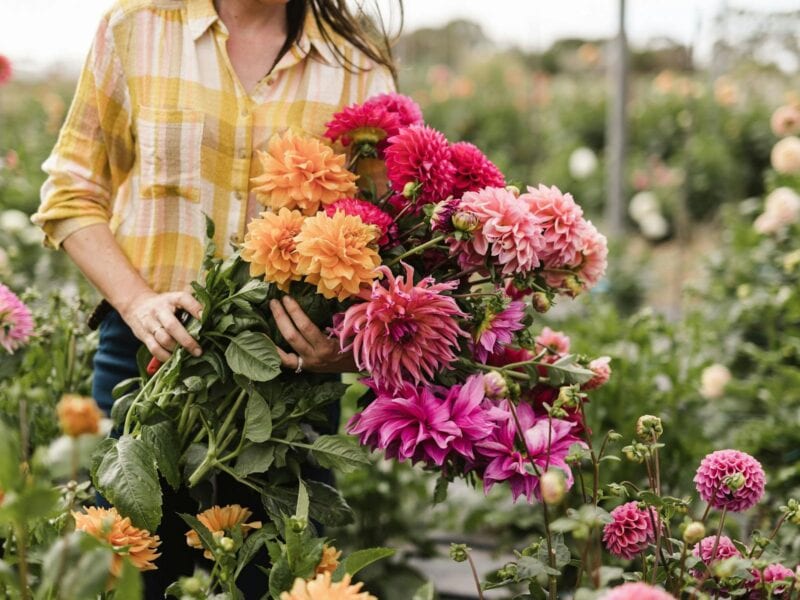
216;390;247;442
386;235;446;267
465;551;485;600
676;542;688;597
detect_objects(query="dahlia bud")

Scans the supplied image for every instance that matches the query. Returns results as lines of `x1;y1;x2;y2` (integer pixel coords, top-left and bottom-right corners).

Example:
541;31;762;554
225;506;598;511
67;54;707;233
683;522;705;545
56;394;103;437
452;210;480;233
635;415;663;442
724;472;746;492
181;577;203;596
556;385;580;409
288;517;307;533
484;371;509;400
218;536;235;553
402;181;421;199
449;543;470;563
430;197;459;233
713;559;738;580
497;564;517;580
563;274;583;298
505;185;521;197
540;470;567;505
531;292;551;313
782;499;800;525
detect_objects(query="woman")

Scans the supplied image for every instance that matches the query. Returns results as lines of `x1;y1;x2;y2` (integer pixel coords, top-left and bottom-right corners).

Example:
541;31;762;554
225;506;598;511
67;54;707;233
33;0;399;595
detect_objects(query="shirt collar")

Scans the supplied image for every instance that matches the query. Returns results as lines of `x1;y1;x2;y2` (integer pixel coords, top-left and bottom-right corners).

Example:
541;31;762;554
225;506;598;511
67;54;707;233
187;0;219;41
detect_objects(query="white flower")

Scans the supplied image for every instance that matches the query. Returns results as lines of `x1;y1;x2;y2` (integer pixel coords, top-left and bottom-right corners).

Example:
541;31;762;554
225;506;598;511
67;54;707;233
568;147;598;180
699;364;731;399
770;105;800;138
639;212;669;240
628;191;660;222
754;187;800;234
770;136;800;174
0;209;31;233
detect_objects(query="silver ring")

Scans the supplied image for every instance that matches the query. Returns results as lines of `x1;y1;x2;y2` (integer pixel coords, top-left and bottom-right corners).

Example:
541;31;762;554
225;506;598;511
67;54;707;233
295;356;304;374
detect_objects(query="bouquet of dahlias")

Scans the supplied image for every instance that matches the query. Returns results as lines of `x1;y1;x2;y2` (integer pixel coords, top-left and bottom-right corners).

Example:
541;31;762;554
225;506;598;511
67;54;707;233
93;92;610;595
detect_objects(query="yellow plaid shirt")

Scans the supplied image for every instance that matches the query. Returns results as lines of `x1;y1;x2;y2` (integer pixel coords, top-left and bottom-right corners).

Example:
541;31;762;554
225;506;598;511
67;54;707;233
33;0;394;293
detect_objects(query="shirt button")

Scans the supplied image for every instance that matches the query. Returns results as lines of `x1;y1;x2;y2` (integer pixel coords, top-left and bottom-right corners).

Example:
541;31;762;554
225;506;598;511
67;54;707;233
266;76;276;85
235;191;244;201
238;149;248;159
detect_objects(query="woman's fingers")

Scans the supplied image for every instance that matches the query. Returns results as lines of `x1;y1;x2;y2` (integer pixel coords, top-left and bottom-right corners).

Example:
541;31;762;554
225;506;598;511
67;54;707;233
276;346;301;370
172;291;203;321
279;296;328;345
157;308;202;356
270;299;313;356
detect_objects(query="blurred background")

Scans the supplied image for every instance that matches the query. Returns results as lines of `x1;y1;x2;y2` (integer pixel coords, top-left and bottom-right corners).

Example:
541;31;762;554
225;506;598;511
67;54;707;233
2;1;800;598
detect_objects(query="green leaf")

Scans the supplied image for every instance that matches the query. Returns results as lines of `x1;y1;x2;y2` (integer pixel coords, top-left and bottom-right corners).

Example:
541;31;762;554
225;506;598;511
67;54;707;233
142;421;182;490
537;533;570;570
235;528;276;579
60;547;114;600
412;582;435;600
235;279;271;304
307;480;354;527
234;443;275;477
269;556;294;600
179;513;218;559
225;332;282;382
244;393;273;443
544;354;596;386
94;437;162;531
0;421;21;491
342;547;395;577
183;375;205;392
310;435;370;473
517;556;560;579
295;480;309;522
433;476;449;505
114;557;144;600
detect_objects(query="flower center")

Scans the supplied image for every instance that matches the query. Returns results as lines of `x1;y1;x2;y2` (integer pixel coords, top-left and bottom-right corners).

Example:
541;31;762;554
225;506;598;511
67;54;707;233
388;317;418;342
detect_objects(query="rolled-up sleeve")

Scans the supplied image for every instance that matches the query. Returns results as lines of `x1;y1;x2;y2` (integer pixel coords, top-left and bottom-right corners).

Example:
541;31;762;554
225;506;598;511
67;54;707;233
32;13;134;248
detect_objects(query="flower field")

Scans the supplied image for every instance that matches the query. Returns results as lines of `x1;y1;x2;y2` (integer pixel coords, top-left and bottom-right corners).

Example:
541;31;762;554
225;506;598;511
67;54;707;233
2;25;800;600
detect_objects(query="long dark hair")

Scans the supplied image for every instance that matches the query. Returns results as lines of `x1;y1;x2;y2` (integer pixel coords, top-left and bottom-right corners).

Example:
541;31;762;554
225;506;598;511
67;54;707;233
283;0;402;81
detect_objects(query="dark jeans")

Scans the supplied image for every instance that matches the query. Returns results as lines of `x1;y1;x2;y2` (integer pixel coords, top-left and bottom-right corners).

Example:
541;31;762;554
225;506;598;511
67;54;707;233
92;310;339;598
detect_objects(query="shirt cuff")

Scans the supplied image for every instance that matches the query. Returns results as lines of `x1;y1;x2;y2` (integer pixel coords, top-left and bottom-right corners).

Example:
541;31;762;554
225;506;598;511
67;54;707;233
40;215;110;249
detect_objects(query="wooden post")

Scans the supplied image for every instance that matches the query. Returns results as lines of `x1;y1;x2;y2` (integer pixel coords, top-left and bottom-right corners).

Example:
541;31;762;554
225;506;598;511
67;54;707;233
604;0;628;237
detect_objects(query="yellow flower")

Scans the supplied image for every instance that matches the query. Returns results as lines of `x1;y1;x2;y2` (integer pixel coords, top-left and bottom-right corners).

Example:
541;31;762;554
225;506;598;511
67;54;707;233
57;394;103;437
315;545;342;576
242;208;305;290
281;573;376;600
72;507;161;576
251;132;357;216
295;211;381;301
185;504;262;560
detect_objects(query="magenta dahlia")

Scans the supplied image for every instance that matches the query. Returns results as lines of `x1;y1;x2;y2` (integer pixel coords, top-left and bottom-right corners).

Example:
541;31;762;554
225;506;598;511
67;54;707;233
325;198;397;246
430;197;461;234
692;535;741;575
363;93;424;130
749;564;795;598
600;583;675;600
602;502;656;559
384;125;456;208
0;283;33;353
449;186;545;276
694;450;766;512
476;401;583;502
449;142;506;198
472;300;526;363
583;356;612;390
443;375;496;460
522;184;585;267
336;263;468;392
324;102;401;152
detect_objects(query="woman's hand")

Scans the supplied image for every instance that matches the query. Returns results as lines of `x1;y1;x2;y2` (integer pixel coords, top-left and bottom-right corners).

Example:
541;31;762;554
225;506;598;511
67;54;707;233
270;296;357;374
120;291;204;362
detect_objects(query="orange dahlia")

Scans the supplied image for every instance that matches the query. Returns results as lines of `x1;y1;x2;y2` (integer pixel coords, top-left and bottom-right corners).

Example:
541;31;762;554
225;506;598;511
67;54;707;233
242;208;305;290
295;211;381;301
315;545;342;576
280;573;376;600
185;504;262;560
57;394;103;437
251;132;357;216
72;507;160;576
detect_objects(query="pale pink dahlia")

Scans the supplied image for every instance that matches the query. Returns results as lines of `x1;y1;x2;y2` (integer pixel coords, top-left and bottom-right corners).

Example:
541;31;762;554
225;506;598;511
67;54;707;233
583;356;612;390
692;535;741;574
384;125;456;207
694;450;766;512
476;401;584;502
336;263;469;392
602;502;655;559
749;564;795;598
601;583;674;600
324;102;401;150
449;142;506;198
472;300;526;363
0;283;34;353
542;220;608;294
363;93;424;130
451;187;545;276
535;327;571;363
325;198;397;247
522;184;585;267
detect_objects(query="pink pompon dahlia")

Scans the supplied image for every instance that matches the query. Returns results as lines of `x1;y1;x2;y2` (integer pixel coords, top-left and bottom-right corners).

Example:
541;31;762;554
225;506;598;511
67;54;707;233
694;450;766;512
542;220;608;295
364;93;424;130
472;300;526;363
336;263;469;391
600;583;675;600
521;184;585;268
0;283;34;353
692;535;741;575
749;564;795;599
451;186;545;276
535;327;571;363
449;142;506;198
384;125;456;208
583;356;612;390
324;102;401;151
476;401;584;502
0;55;12;86
602;502;656;559
325;198;397;247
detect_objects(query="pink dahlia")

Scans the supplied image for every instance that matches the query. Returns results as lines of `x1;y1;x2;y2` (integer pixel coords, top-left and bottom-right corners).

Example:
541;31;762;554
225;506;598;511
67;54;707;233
472;300;526;363
521;184;585;268
384;125;456;208
449;142;506;198
443;374;496;460
450;187;545;276
583;356;612;390
749;564;795;598
602;502;656;559
324;102;401;152
325;198;397;247
694;450;766;512
692;535;741;574
542;220;608;295
535;327;571;364
476;401;584;502
0;55;12;86
336;263;469;392
363;93;424;130
601;583;674;600
0;283;34;353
